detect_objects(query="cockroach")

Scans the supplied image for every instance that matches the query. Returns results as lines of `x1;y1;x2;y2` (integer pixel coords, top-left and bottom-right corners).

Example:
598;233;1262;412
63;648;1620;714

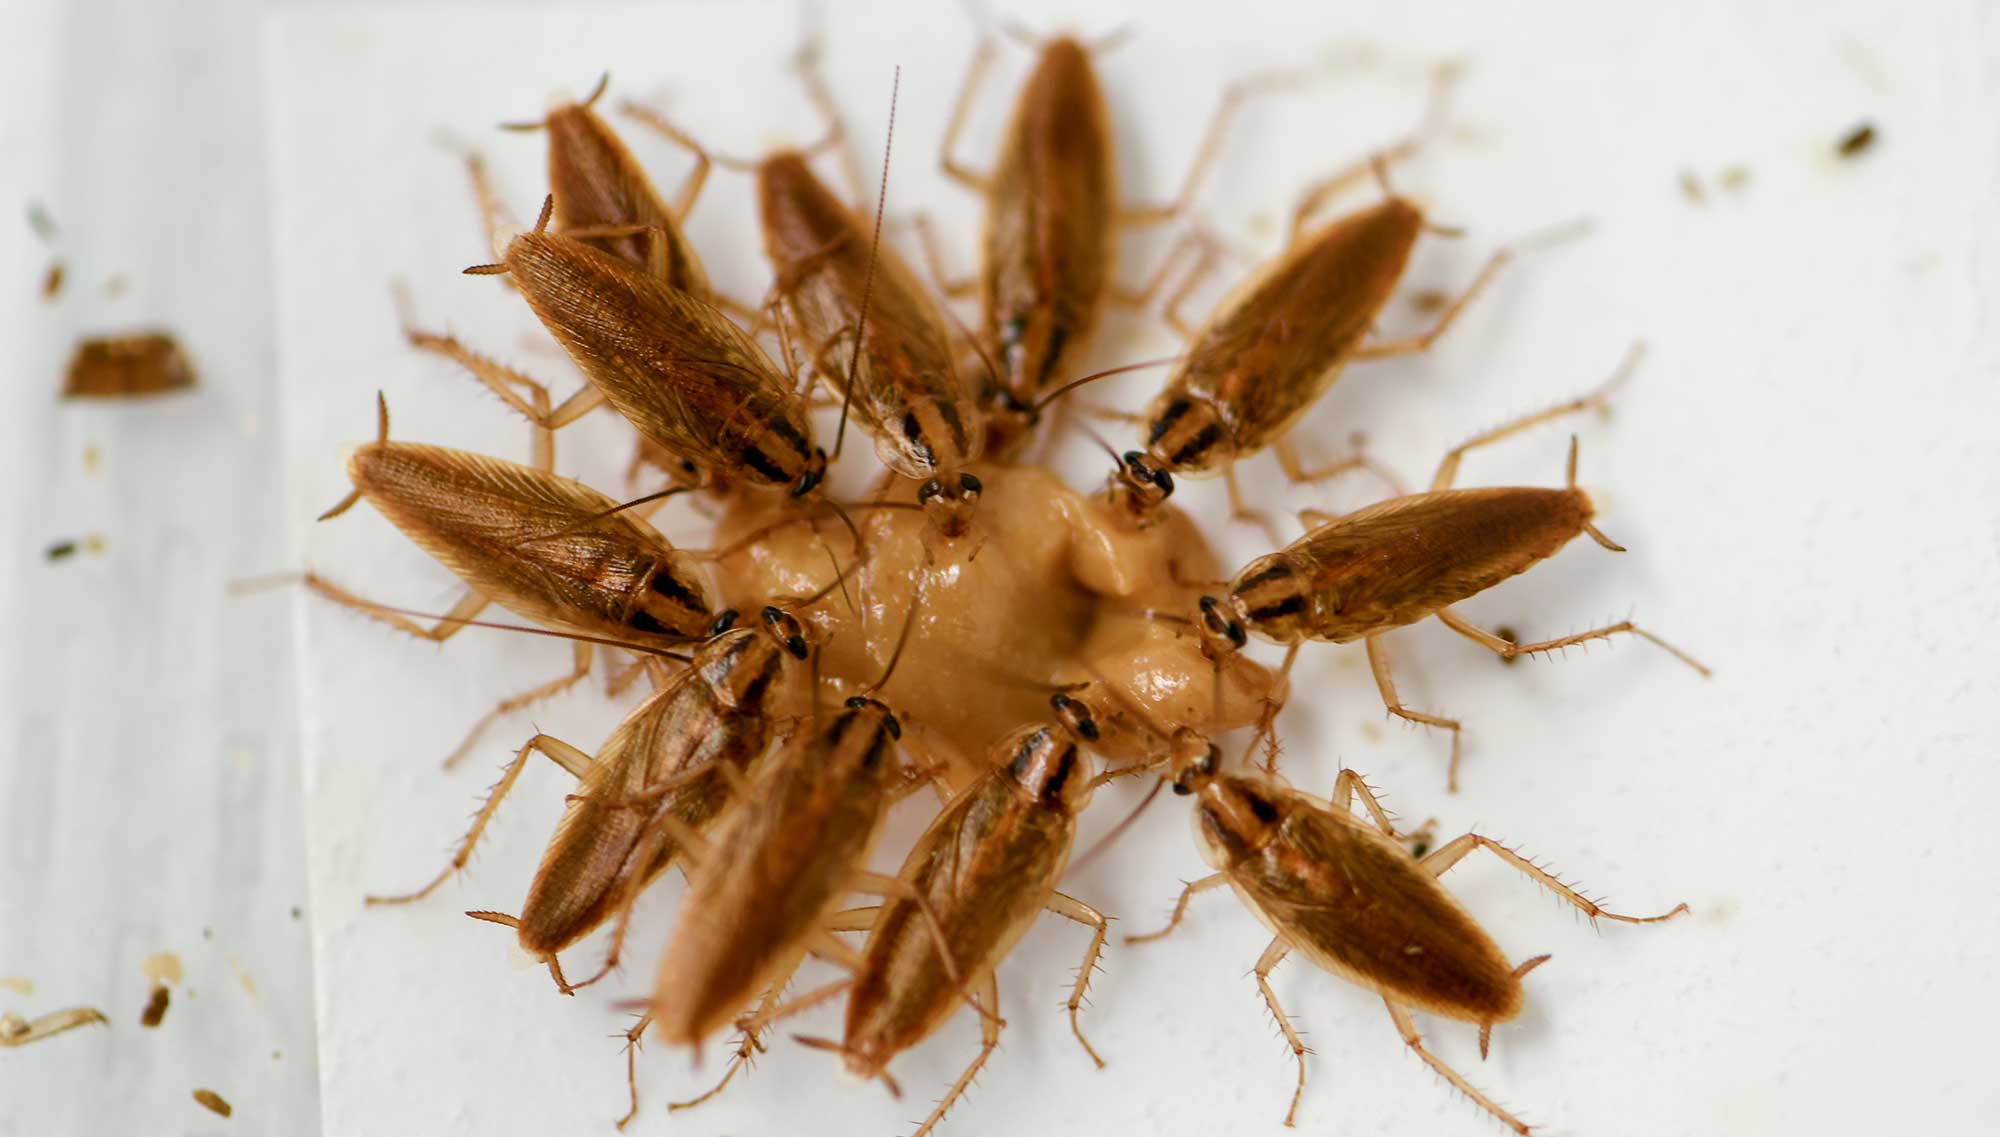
788;692;1124;1136
1129;747;1688;1132
466;199;830;501
929;23;1294;454
364;606;815;996
753;66;991;539
1102;78;1574;529
1186;349;1709;788
310;394;715;767
631;599;986;1121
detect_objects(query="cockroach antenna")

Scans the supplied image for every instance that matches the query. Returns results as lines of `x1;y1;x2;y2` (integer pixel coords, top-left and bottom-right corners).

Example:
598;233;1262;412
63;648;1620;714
831;66;900;462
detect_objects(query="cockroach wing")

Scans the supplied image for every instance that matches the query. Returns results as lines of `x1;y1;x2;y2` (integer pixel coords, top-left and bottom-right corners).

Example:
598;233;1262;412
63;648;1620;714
1234;796;1519;1024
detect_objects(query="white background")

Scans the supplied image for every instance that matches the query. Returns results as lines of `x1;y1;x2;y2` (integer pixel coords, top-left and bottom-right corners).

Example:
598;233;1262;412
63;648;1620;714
6;1;1999;1136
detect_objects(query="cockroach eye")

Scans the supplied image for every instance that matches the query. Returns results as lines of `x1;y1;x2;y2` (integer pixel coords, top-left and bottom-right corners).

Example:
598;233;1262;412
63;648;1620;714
917;479;943;504
883;714;902;740
959;472;982;495
786;636;809;658
1153;468;1174;493
709;609;740;635
1075;714;1099;742
1171;780;1194;796
844;695;869;710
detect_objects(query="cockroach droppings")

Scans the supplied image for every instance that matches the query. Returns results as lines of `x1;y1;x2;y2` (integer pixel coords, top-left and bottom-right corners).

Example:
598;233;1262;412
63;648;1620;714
42;260;65;299
192;1089;233;1118
1837;121;1877;159
61;332;196;399
139;985;171;1028
45;540;78;562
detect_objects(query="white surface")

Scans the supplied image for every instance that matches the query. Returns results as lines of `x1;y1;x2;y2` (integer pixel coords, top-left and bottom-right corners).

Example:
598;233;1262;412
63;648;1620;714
0;2;321;1136
257;2;2000;1136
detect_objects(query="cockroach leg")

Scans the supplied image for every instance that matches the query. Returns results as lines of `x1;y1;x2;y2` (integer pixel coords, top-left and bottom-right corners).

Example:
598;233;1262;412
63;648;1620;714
1252;935;1311;1127
604;652;653;697
366;732;596;906
909;972;1003;1137
1043;890;1110;1067
616;1011;653;1130
615;100;715;228
1106;226;1218;310
1481;956;1551;1059
846;869;991;1007
792;32;867;201
1223;465;1285;546
1428;344;1641;491
1352;218;1590;364
1327;768;1402;839
1285;64;1457;242
1364;634;1464;791
459;148;520;261
937;35;1000;192
1161;240;1225;339
1275;435;1406;498
1434;608;1713;677
441;640;595;770
1119;70;1305;227
668;983;787;1114
1382;998;1529;1135
298;571;492;646
1125;871;1230;944
910;212;977;299
1419;832;1691;925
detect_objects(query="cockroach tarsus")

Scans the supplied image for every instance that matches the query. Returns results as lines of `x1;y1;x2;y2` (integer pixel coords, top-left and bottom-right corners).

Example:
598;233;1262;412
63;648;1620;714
1129;749;1688;1132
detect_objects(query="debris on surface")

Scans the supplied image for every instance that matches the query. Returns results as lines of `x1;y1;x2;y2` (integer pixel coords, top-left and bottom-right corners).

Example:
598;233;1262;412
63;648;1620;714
61;332;196;399
1717;165;1752;192
42;260;65;299
104;273;129;298
0;1006;108;1048
1837;121;1877;159
1408;288;1449;314
192;1089;233;1118
0;977;33;995
44;535;105;563
27;200;58;242
139;984;171;1028
1678;169;1705;203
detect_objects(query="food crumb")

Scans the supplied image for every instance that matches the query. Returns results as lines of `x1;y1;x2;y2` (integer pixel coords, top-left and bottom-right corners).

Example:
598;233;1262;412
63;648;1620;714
139;984;171;1028
141;952;183;986
1836;121;1877;159
61;332;196;399
192;1089;233;1118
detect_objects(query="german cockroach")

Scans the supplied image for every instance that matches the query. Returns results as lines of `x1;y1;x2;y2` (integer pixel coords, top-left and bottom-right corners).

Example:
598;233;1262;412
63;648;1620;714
1129;747;1687;1132
363;607;814;995
310;394;715;767
785;692;1124;1136
927;22;1293;453
1186;350;1708;787
754;66;991;538
1102;77;1577;529
467;198;831;500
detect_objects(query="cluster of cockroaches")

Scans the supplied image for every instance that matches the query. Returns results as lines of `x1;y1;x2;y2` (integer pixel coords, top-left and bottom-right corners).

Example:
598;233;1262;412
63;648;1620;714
301;19;1707;1136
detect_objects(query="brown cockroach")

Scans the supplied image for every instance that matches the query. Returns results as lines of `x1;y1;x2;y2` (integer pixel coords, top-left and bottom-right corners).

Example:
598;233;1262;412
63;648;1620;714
928;23;1291;454
466;197;831;501
1129;747;1687;1132
311;394;715;767
1103;78;1576;529
1186;350;1709;788
784;692;1126;1136
363;605;814;995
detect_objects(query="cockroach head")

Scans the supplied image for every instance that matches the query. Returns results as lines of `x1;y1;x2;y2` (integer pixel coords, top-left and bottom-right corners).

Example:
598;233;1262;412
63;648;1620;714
1195;594;1248;658
759;605;811;659
916;471;983;537
790;448;830;497
1048;692;1100;743
842;694;901;740
1104;450;1173;524
1194;774;1285;864
1169;736;1221;796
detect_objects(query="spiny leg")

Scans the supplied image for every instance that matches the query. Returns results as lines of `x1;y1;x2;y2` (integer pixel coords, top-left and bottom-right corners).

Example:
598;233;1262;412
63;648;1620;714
910;971;1003;1137
1420;832;1690;924
1434;607;1711;677
1428;343;1640;491
910;213;977;298
366;732;596;905
616;101;714;223
1287;63;1457;240
1044;891;1110;1067
1364;633;1464;792
1161;241;1224;338
668;981;786;1113
1252;936;1312;1127
1383;998;1529;1135
441;640;594;770
1480;955;1550;1060
1276;434;1408;498
1108;225;1219;312
792;30;867;203
615;1010;653;1130
393;287;600;454
1126;872;1229;945
1329;769;1438;854
299;571;488;644
1121;68;1309;226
